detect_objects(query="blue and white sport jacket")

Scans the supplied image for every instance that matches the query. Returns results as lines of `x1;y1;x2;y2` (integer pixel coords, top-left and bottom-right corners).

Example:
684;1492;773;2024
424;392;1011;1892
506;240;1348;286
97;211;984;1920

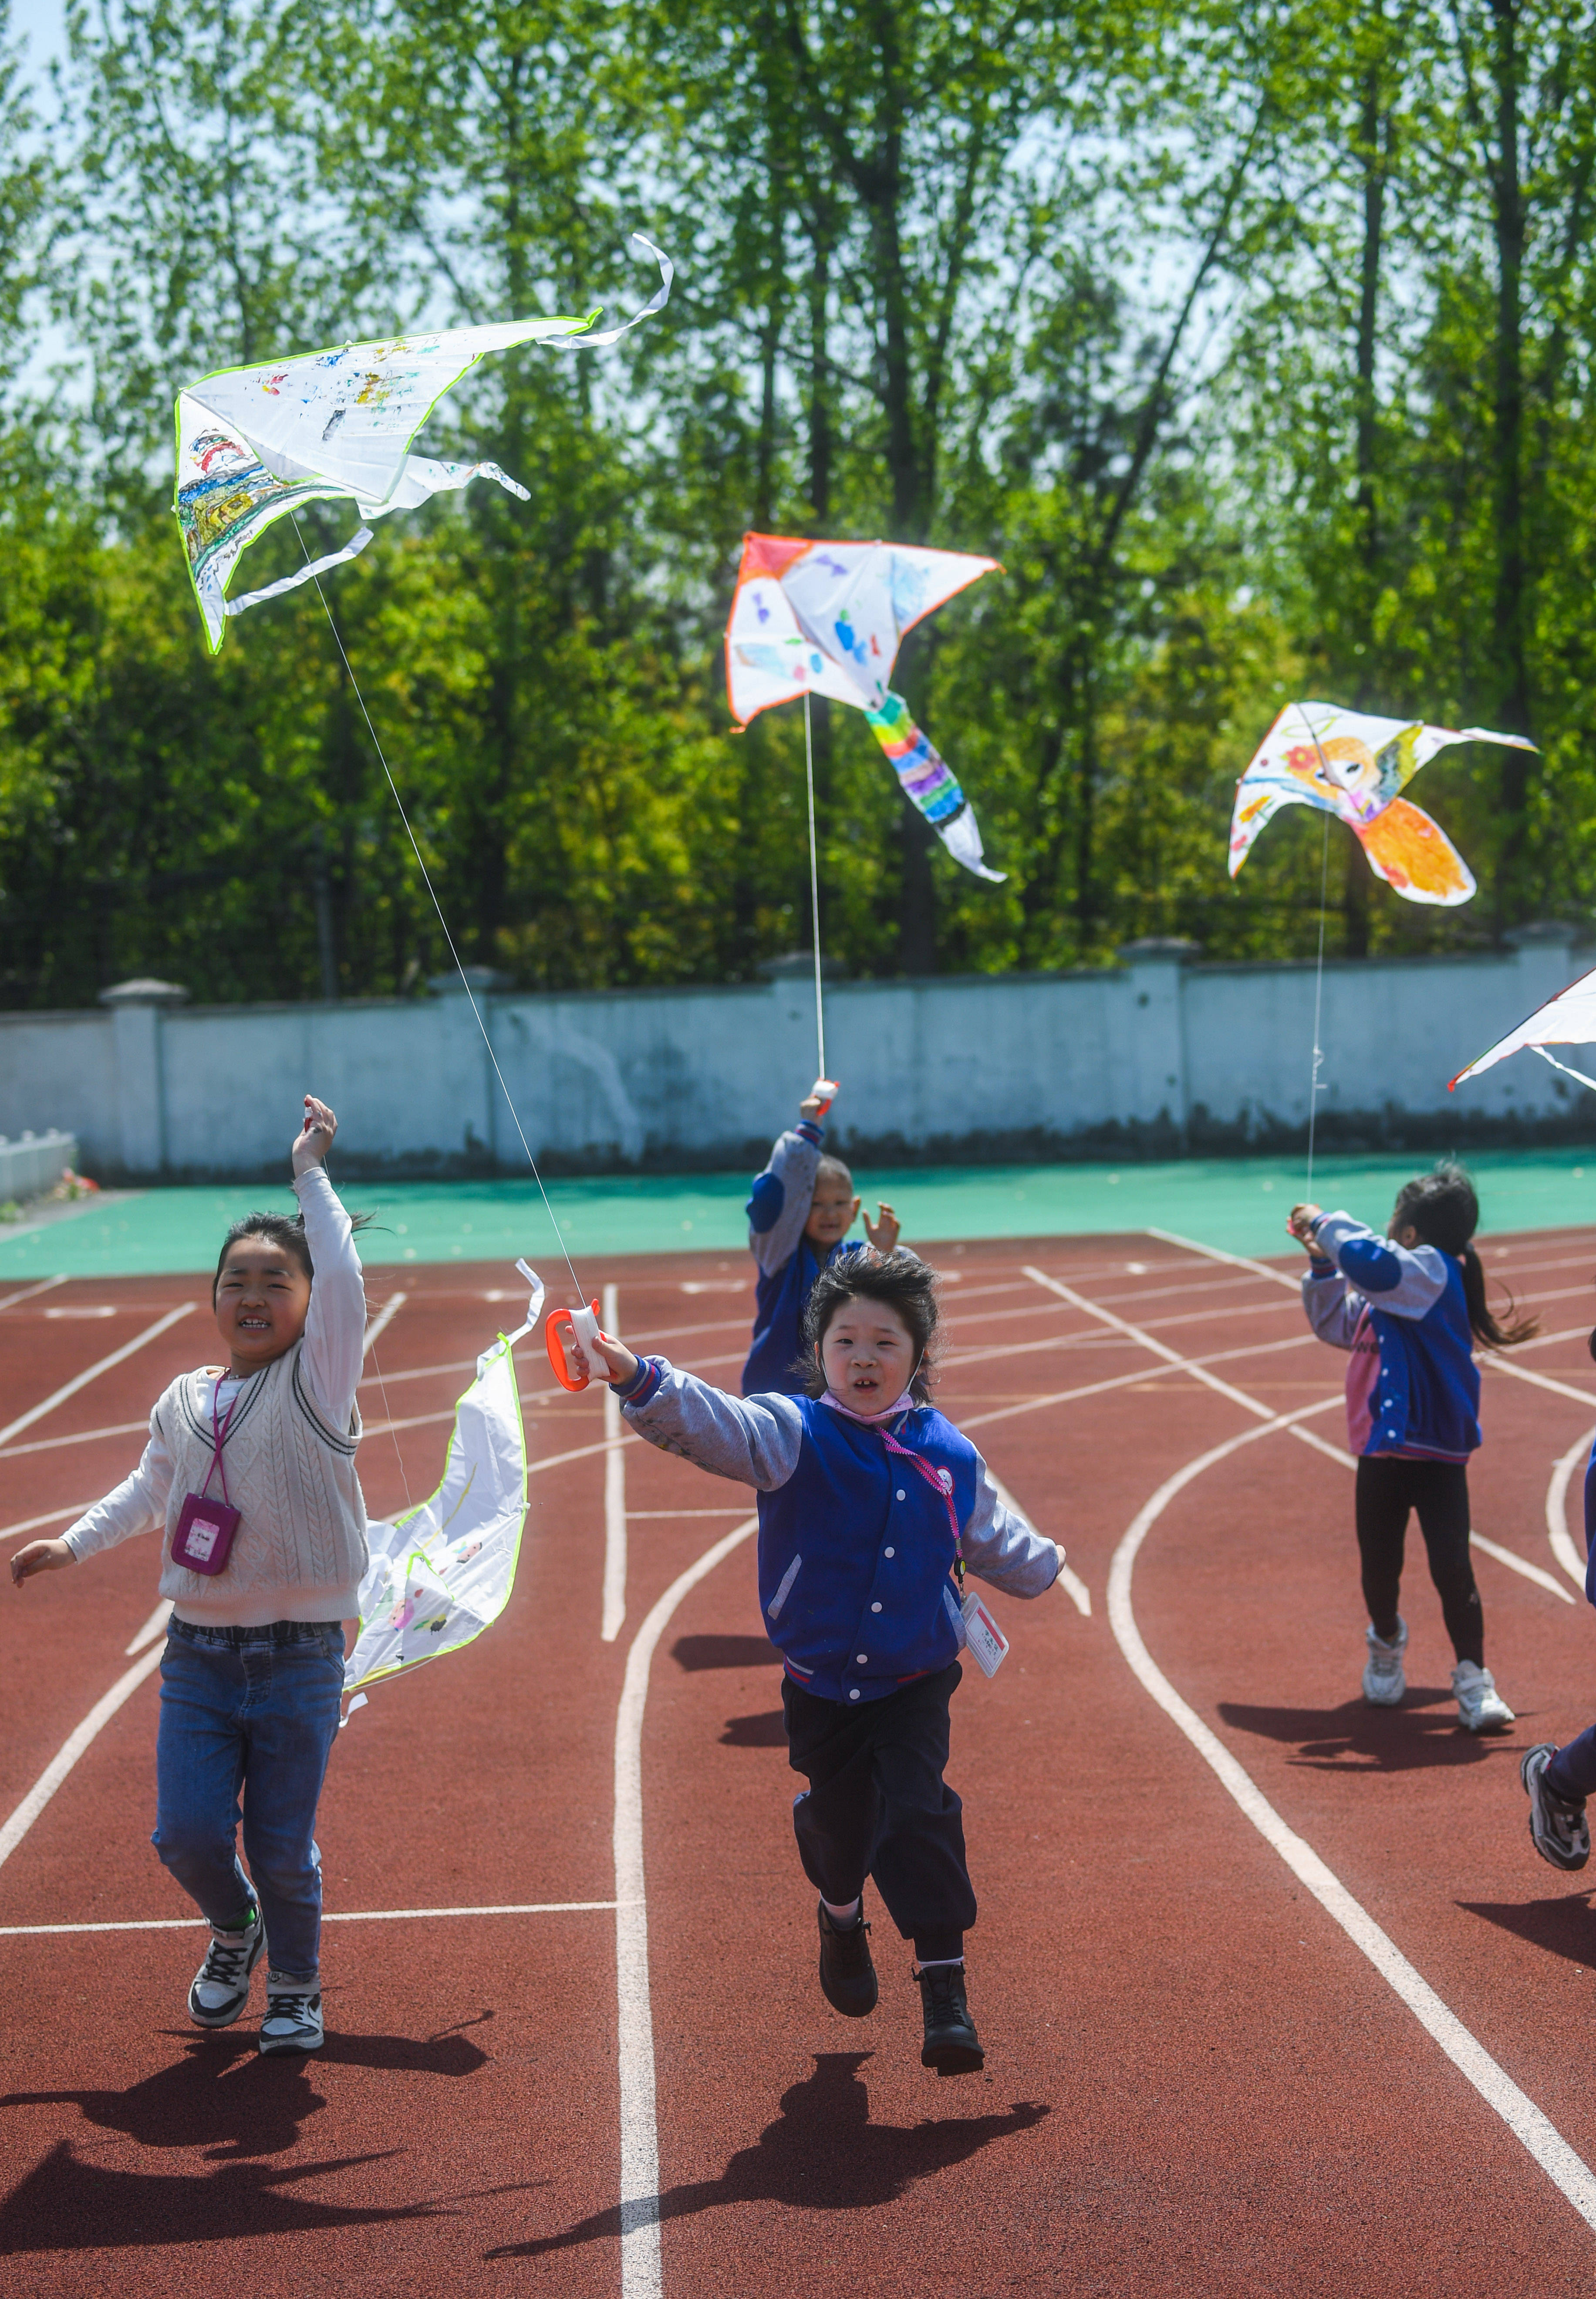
741;1121;861;1396
1301;1210;1479;1461
615;1357;1061;1704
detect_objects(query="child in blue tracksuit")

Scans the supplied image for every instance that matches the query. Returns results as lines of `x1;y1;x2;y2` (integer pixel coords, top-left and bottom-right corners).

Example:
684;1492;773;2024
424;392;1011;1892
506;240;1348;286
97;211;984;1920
577;1249;1063;2077
1290;1162;1536;1732
1522;1347;1596;1875
742;1081;900;1395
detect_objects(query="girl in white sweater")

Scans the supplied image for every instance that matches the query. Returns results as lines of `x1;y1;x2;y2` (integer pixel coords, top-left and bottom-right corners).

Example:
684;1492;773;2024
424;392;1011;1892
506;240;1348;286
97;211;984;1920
9;1094;368;2053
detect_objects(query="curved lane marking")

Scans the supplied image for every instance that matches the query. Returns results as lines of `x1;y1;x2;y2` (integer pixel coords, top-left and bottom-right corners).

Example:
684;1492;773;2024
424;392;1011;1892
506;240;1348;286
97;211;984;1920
602;1282;627;1643
0;1303;193;1453
1547;1427;1596;1589
613;1513;759;2299
1108;1406;1596;2236
0;1644;165;1875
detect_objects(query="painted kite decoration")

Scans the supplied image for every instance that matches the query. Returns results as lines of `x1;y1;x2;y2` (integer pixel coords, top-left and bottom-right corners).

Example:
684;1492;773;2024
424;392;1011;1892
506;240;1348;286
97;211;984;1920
175;235;672;652
343;1269;542;1715
1228;702;1536;907
725;532;1005;881
1450;963;1596;1094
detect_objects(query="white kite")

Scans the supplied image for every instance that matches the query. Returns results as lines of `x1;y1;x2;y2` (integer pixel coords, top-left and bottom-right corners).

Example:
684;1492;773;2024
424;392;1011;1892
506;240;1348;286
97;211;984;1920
725;531;1005;880
343;1265;543;1714
175;235;672;652
1450;965;1596;1094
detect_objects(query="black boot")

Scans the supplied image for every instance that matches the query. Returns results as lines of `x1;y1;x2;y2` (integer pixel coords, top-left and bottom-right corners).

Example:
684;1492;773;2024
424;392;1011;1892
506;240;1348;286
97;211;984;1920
817;1899;878;2017
915;1961;983;2075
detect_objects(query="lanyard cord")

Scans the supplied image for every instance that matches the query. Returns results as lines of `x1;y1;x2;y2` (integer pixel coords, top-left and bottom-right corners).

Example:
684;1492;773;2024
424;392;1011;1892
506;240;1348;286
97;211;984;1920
202;1377;245;1506
878;1424;965;1595
291;516;587;1309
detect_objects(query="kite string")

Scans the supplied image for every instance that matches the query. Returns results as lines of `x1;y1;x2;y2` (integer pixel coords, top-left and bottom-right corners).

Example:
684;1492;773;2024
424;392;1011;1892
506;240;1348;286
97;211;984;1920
1301;711;1333;1197
290;517;587;1308
803;692;826;1079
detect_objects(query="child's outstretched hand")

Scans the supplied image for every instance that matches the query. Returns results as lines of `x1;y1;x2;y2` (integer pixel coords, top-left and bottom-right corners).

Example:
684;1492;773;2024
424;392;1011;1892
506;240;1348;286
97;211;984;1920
10;1538;74;1586
1287;1202;1329;1259
864;1201;900;1253
570;1327;641;1390
292;1094;338;1176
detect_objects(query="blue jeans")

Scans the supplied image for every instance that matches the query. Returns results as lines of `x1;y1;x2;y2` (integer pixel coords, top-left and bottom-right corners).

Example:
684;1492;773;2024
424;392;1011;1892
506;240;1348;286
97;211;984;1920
153;1619;345;1985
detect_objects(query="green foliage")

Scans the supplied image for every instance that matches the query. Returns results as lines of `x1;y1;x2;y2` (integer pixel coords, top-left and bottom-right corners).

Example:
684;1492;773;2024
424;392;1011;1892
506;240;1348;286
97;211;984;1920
3;0;1596;1011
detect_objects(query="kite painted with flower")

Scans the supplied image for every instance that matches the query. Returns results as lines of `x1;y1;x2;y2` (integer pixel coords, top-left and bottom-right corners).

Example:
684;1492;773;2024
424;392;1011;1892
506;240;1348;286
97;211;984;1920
175;236;672;653
342;1266;543;1716
1228;701;1536;907
725;532;1005;881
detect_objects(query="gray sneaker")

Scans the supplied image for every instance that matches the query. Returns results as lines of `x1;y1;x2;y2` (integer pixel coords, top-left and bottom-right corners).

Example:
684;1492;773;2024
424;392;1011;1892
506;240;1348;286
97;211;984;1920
1363;1617;1408;1706
260;1980;324;2054
187;1905;266;2028
1522;1743;1591;1870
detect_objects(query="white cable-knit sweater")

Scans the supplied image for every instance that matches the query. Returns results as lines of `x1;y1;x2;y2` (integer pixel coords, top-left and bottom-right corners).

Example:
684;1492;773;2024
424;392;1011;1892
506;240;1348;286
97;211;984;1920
64;1167;369;1627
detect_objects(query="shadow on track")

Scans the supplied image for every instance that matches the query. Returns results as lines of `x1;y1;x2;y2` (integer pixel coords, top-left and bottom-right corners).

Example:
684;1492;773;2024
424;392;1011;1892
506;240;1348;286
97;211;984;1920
0;2022;491;2160
719;1711;786;1747
485;2049;1049;2259
1218;1691;1522;1772
1458;1891;1596;1968
672;1635;778;1672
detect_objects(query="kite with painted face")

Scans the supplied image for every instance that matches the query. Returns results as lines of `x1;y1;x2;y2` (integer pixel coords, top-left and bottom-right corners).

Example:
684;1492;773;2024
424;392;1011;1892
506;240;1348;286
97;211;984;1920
1228;701;1535;906
725;531;1005;881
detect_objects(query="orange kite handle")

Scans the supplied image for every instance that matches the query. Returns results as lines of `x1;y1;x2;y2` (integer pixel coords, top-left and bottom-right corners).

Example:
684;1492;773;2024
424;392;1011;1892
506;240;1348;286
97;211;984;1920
547;1300;603;1392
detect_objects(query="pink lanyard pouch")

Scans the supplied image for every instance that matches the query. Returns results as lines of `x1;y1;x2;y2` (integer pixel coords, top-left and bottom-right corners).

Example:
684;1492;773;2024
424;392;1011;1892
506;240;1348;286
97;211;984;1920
171;1378;244;1576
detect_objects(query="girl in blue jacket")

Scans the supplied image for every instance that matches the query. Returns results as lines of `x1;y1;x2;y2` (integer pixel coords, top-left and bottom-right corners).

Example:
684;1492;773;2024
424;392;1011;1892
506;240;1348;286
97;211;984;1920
1289;1164;1536;1732
577;1250;1063;2077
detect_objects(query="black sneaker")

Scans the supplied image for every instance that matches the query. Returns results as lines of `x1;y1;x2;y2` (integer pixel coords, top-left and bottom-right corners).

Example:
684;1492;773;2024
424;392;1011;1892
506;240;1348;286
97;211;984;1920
188;1905;267;2028
915;1960;984;2076
1522;1743;1591;1871
817;1899;878;2017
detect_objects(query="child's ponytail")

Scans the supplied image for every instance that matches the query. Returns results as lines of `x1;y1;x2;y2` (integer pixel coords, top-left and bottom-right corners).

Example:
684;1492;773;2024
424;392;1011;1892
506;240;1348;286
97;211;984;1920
1393;1161;1539;1349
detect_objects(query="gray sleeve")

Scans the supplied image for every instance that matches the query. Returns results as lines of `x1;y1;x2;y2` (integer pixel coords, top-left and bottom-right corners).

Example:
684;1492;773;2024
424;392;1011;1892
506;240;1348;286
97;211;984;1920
961;1456;1063;1598
621;1360;804;1489
1314;1209;1449;1321
1301;1266;1363;1351
748;1129;822;1278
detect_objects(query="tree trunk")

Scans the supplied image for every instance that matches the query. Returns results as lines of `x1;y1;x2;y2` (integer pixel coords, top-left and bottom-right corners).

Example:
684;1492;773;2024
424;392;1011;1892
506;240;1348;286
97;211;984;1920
1488;0;1533;931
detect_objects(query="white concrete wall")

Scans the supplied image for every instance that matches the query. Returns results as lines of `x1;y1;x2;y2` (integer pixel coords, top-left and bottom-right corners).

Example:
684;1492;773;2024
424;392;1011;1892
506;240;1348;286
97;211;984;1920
0;929;1589;1179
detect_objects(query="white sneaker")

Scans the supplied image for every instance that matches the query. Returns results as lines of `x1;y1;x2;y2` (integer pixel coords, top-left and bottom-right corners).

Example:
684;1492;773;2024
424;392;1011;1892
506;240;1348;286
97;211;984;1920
1363;1618;1408;1706
260;1979;324;2054
1453;1660;1515;1733
188;1905;266;2027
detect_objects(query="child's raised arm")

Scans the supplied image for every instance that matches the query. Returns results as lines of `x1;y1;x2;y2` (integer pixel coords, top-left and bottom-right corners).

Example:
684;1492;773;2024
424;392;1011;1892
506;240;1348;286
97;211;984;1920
292;1094;367;1428
582;1330;803;1490
1310;1209;1449;1323
746;1089;829;1278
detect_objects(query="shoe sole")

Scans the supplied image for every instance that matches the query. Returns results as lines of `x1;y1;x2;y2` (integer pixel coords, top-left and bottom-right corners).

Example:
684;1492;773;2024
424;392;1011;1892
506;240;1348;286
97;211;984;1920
1459;1710;1514;1734
922;2039;985;2076
1363;1683;1404;1707
259;2028;325;2054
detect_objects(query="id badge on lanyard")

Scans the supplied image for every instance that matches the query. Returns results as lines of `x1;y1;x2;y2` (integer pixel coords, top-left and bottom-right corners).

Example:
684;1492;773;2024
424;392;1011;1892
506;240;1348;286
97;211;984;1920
879;1426;1009;1679
171;1379;244;1576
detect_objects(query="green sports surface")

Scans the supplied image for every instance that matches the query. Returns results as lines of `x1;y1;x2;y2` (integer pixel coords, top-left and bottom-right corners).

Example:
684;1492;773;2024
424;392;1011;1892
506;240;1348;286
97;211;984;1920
3;1148;1595;1281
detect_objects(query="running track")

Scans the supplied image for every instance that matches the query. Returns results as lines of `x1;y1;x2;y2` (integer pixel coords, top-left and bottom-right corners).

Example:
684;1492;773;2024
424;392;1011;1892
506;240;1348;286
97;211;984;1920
3;1226;1596;2293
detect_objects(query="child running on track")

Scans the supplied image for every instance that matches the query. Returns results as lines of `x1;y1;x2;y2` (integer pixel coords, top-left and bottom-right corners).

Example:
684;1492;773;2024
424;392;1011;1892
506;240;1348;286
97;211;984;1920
574;1249;1064;2076
8;1094;365;2054
742;1078;900;1395
1288;1162;1536;1731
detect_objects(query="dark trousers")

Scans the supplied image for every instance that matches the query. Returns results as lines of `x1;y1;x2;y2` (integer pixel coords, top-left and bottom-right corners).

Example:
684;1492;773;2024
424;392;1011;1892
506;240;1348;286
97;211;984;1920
782;1662;975;1964
1355;1455;1483;1667
1546;1728;1596;1805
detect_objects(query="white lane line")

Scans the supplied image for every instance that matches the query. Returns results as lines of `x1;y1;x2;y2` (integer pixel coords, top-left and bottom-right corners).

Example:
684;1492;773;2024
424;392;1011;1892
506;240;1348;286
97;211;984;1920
0;1276;69;1314
0;1644;165;1875
0;1303;194;1452
0;1417;149;1462
125;1599;173;1655
1107;1407;1596;2237
1468;1531;1576;1604
0;1900;628;1938
961;1330;1323;1435
602;1283;627;1644
614;1513;759;2299
1022;1264;1285;1423
1547;1428;1596;1588
988;1472;1088;1615
0;1502;99;1541
1144;1226;1299;1290
1488;1356;1596;1411
362;1291;408;1355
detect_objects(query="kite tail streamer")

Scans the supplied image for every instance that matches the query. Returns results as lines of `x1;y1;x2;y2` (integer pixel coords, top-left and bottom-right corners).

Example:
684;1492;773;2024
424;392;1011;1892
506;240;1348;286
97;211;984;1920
865;691;1006;883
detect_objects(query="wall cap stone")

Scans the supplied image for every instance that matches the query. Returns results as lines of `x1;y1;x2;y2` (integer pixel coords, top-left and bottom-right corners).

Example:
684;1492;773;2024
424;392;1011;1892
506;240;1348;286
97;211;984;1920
98;978;190;1008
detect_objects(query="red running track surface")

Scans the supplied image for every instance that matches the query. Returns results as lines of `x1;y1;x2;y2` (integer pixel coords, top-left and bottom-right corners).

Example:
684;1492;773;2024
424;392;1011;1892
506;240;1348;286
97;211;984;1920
2;1229;1596;2293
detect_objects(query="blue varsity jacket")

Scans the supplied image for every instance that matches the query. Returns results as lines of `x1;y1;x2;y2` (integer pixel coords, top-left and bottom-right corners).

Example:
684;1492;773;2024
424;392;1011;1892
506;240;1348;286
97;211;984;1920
615;1357;1061;1704
1301;1210;1481;1459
